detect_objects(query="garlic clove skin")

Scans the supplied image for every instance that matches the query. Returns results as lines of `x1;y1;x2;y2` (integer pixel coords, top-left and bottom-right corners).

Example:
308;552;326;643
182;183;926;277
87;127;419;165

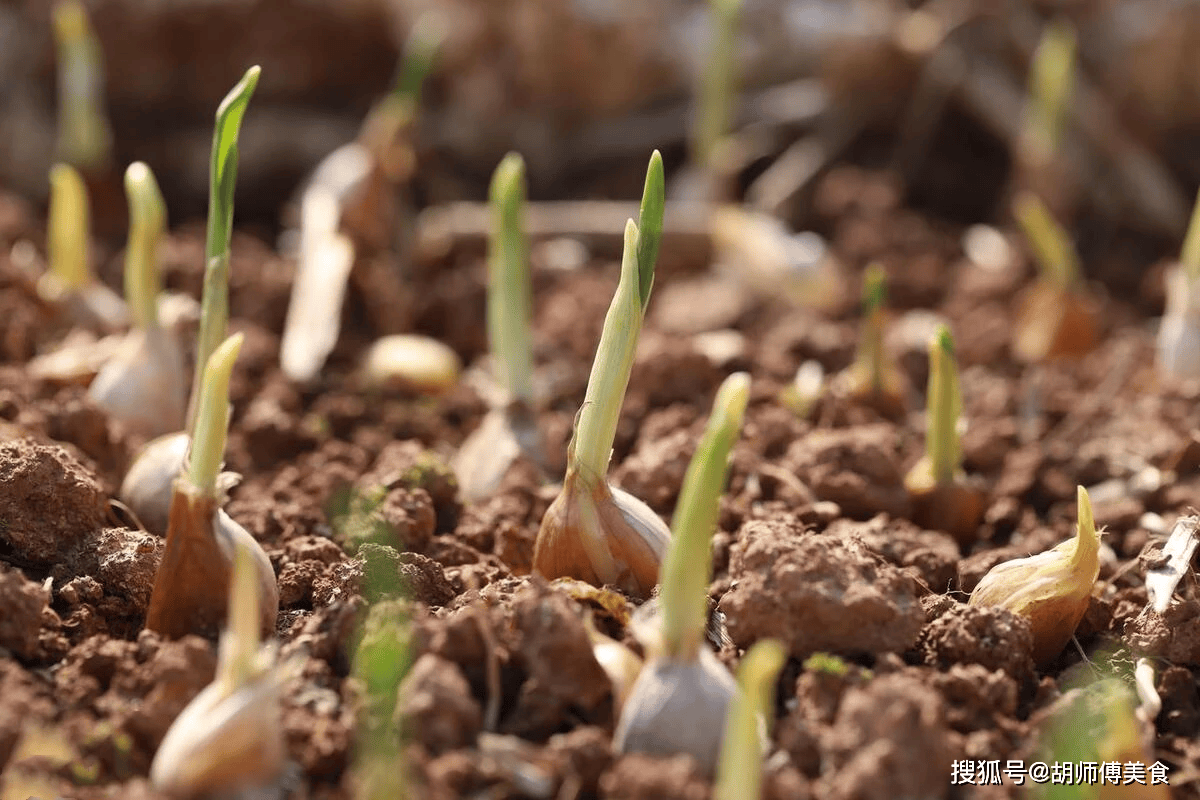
1156;266;1200;380
534;472;670;599
613;646;738;775
969;488;1099;665
452;407;522;503
583;615;643;714
150;666;286;796
146;486;279;640
89;326;187;440
120;431;189;536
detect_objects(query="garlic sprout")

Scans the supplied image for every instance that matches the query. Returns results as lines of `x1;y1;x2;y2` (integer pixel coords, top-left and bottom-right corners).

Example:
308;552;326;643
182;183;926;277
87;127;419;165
145;333;278;641
904;326;985;543
52;0;113;170
838;263;905;416
120;66;259;535
1157;188;1200;379
714;639;786;800
1010;191;1099;362
151;539;287;796
970;486;1099;666
533;151;667;598
88;162;186;439
614;372;750;773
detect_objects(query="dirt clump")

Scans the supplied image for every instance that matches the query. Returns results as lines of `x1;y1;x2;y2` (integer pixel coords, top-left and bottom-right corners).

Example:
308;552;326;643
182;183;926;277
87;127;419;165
0;563;50;661
918;602;1035;682
397;654;484;754
599;752;710;800
719;518;925;659
816;673;952;800
786;426;911;520
825;514;960;593
0;438;110;569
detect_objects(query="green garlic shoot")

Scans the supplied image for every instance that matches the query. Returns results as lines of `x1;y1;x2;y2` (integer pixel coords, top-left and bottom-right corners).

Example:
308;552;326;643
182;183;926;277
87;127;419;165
693;0;744;173
188;333;243;499
659;371;750;659
925;326;962;486
1014;190;1080;291
532;151;666;597
714;639;786;800
1022;19;1076;166
52;0;113;169
395;12;444;103
189;66;260;432
123;162;167;330
487;152;534;406
1182;187;1200;285
47;163;89;291
573;151;664;478
854;263;890;394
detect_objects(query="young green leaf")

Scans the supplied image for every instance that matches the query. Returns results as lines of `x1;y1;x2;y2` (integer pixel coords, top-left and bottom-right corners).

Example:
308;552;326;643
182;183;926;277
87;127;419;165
857;263;888;393
395;12;445;102
926;326;962;486
47;163;89;291
123;162;167;330
1024;19;1076;163
693;0;744;172
190;66;260;432
52;0;112;169
1014;190;1080;290
714;639;786;800
635;150;665;307
1182;188;1200;285
660;372;750;659
487;152;534;405
187;333;244;499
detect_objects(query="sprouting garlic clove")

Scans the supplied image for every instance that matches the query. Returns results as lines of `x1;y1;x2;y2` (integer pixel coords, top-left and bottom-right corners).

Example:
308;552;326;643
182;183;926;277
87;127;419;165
613;646;738;775
149;666;286;797
452;406;522;503
904;456;987;545
120;431;189;535
1157;266;1200;380
146;486;279;640
969;486;1100;665
89;326;187;439
360;334;461;394
1011;282;1100;363
534;471;670;599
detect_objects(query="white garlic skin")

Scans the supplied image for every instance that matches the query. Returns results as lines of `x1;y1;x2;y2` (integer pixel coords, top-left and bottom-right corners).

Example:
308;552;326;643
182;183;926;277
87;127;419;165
150;671;285;797
613;646;738;775
215;508;280;638
89;326;187;439
1157;267;1200;379
120;431;188;536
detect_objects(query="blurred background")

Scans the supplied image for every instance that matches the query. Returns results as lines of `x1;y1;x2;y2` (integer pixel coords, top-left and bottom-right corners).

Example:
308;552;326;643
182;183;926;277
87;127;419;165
2;0;1199;256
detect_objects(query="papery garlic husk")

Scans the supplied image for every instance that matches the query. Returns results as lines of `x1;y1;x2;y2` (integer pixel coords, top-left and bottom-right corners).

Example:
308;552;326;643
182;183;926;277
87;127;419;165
584;615;643;714
120;431;189;535
453;401;542;503
1012;282;1101;362
360;333;461;394
613;646;738;775
904;456;987;545
150;656;286;796
1156;265;1200;380
89;326;187;439
969;488;1099;666
146;482;279;640
533;469;670;599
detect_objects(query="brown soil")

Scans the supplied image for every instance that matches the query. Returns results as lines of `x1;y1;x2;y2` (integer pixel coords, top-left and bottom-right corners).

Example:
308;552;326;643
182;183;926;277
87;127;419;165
4;13;1200;799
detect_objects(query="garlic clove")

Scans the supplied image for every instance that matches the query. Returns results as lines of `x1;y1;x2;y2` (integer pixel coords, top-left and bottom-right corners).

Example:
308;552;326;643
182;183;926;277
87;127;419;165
120;431;189;536
452;406;523;503
146;486;279;640
360;334;461;394
613;646;738;775
89;326;187;439
969;486;1099;665
534;472;670;599
904;455;987;545
150;668;286;797
1012;283;1100;362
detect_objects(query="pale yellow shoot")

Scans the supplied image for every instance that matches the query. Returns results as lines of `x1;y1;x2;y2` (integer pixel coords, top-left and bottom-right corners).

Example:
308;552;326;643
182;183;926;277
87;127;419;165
124;162;167;330
48;163;90;291
714;639;786;800
187;333;243;498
